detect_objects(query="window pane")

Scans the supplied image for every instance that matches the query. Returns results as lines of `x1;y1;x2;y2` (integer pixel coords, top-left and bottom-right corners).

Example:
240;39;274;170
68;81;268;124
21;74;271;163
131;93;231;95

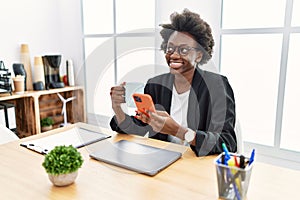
115;0;154;33
292;0;300;26
116;37;155;83
281;34;300;151
82;0;113;34
222;0;286;28
220;34;282;146
84;37;115;116
84;38;109;58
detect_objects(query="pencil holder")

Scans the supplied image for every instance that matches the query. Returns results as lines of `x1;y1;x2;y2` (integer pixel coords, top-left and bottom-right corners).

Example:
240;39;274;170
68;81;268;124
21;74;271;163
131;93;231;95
214;152;254;200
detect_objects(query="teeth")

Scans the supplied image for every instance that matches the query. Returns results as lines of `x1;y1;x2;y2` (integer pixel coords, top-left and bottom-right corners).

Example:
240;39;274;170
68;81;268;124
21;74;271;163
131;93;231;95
170;62;182;68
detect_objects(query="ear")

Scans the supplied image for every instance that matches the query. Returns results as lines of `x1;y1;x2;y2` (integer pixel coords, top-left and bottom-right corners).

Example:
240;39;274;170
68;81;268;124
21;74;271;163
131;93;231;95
195;51;203;63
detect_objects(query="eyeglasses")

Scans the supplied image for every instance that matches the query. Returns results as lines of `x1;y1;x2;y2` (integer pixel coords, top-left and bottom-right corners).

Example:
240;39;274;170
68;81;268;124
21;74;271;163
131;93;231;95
165;44;199;56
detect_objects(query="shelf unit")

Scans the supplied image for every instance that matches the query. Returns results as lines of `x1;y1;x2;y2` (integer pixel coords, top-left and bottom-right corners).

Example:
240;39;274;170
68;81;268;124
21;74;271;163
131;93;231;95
0;86;86;137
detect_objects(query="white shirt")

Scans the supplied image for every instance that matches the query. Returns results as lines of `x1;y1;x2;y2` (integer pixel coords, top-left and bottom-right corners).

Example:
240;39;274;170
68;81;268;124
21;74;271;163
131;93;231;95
168;85;190;144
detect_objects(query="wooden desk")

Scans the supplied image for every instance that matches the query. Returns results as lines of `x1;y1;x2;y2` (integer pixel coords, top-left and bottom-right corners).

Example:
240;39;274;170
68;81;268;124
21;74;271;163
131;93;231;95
0;123;300;199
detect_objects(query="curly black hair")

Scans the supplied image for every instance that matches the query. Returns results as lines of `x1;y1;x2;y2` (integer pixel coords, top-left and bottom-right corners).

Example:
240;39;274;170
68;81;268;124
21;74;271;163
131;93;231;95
160;9;214;65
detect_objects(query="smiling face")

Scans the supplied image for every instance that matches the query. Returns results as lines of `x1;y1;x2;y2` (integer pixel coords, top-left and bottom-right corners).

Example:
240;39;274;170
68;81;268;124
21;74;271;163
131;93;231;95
165;31;203;75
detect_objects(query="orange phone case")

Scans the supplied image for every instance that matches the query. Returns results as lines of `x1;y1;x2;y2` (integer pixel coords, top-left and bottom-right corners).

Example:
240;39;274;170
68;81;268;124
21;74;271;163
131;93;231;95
132;93;156;113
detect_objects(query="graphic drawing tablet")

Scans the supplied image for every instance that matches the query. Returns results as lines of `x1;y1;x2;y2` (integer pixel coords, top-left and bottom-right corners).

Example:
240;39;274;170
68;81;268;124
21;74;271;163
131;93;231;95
89;140;182;176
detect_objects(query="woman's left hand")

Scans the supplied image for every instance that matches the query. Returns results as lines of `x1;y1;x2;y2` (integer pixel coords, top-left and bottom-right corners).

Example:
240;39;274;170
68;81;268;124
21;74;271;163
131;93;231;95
135;110;181;136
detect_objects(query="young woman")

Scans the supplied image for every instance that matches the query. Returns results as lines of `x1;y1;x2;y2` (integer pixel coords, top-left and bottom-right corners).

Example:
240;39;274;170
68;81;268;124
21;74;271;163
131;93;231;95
110;9;236;156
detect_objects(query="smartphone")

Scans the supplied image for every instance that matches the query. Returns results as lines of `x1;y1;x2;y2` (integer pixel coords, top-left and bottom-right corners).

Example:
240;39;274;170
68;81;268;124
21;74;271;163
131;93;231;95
132;93;156;113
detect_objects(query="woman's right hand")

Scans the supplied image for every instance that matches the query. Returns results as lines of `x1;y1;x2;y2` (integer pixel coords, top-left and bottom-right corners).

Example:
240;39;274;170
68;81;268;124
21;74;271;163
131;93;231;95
110;82;126;124
110;82;126;109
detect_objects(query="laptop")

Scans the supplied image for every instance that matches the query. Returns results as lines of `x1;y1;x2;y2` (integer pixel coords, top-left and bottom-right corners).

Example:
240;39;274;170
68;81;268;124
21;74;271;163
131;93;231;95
89;140;182;176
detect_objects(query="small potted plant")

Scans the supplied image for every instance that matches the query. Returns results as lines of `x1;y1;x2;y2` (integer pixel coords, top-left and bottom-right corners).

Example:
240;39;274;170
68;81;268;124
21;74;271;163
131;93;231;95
42;145;84;186
41;117;54;132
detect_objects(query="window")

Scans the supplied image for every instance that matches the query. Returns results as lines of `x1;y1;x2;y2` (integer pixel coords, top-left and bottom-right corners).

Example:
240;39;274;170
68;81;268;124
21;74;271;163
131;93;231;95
221;34;282;146
81;0;155;118
220;0;300;161
291;0;300;26
82;0;113;34
281;33;300;152
222;0;286;29
81;1;300;164
115;0;155;33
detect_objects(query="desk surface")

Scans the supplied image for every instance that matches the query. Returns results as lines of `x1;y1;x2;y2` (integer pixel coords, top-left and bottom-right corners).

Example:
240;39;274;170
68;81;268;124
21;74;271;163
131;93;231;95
1;123;300;200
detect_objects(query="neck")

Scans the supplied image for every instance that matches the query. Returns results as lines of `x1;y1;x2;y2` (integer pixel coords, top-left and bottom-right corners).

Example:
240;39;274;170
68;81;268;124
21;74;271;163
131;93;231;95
174;68;195;94
174;67;194;84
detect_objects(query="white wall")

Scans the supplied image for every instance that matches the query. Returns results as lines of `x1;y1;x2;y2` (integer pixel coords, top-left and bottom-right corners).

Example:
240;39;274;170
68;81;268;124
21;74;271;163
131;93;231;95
0;0;83;82
57;0;84;80
155;0;222;73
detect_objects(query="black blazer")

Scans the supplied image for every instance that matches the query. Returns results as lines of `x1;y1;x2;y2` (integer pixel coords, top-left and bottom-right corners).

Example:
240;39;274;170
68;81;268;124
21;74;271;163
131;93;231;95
110;68;237;156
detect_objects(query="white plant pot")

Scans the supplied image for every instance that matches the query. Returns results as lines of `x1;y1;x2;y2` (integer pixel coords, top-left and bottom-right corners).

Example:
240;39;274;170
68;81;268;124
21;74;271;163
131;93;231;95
41;125;53;132
48;171;78;186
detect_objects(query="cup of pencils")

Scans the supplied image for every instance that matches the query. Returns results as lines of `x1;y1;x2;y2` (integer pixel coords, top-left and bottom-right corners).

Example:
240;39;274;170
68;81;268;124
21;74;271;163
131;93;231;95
214;143;255;200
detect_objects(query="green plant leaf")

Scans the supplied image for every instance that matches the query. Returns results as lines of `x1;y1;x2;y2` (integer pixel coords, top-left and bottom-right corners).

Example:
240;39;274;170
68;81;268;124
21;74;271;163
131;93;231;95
41;117;54;127
42;145;84;175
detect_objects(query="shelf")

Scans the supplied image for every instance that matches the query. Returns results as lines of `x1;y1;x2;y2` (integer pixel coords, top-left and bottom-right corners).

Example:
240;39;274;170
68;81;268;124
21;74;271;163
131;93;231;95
0;86;86;137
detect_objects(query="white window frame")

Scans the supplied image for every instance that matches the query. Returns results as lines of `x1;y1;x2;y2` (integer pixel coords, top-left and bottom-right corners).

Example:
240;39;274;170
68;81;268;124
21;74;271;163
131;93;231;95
80;0;156;126
219;0;300;170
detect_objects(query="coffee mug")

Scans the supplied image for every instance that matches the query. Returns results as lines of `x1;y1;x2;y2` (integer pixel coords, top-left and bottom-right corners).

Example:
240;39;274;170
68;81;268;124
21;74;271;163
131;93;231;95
13;76;25;94
120;82;145;115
